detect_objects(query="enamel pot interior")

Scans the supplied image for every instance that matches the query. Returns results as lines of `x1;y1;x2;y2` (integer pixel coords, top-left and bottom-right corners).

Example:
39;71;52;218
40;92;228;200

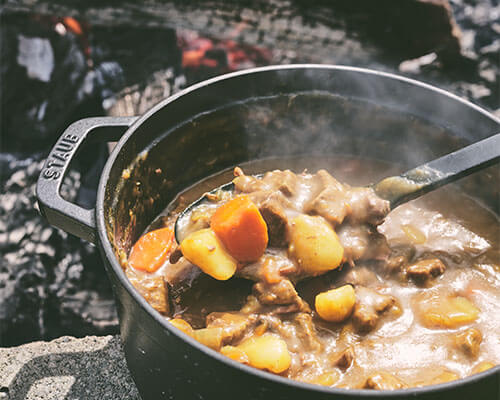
96;65;500;399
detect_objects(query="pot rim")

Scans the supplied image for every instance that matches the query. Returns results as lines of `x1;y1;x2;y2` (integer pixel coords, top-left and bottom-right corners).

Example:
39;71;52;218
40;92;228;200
96;64;500;397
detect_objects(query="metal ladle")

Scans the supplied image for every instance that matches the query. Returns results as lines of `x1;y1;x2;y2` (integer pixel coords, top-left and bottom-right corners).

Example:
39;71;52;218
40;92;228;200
175;133;500;243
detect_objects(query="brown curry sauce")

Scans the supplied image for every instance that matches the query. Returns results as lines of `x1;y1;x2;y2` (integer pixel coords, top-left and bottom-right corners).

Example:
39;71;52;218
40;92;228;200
123;158;500;390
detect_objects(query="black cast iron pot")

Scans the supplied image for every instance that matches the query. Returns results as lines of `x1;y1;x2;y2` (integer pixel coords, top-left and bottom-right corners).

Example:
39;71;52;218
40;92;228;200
37;65;500;400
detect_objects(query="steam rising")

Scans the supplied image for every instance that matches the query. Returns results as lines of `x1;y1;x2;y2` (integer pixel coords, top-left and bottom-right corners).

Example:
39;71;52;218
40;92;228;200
238;91;454;179
112;66;500;252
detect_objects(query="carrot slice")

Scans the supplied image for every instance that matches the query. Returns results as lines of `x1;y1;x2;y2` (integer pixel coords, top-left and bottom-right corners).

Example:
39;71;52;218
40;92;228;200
129;227;175;273
211;195;268;262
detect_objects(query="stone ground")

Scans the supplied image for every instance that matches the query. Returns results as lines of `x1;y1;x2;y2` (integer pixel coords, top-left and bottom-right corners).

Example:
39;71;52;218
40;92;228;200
0;335;141;400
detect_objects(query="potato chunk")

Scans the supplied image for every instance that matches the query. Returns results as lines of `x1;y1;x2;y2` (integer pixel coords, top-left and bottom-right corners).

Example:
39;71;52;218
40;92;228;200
170;319;224;350
429;370;459;385
299;370;339;386
222;334;291;373
472;361;495;374
315;285;356;322
288;215;344;275
220;345;249;363
363;372;406;390
180;228;237;280
414;292;479;329
169;318;194;337
193;327;224;350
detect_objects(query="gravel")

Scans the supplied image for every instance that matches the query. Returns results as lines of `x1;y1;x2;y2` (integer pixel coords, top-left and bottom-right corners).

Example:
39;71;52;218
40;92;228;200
0;335;140;400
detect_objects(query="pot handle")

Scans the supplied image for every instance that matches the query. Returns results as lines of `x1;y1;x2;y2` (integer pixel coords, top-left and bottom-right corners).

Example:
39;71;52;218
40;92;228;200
36;116;138;244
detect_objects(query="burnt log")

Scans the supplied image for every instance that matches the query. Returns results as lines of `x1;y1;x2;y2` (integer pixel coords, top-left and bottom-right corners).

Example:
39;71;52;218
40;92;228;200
4;0;462;61
0;154;119;346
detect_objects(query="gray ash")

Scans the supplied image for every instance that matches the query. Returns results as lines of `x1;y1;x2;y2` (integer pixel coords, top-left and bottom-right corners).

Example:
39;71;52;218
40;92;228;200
0;14;183;346
0;154;118;346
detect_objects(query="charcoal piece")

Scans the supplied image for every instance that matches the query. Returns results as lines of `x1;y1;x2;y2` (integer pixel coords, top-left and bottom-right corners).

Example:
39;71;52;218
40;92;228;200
1;15;88;153
0;154;118;347
3;1;462;60
0;14;127;153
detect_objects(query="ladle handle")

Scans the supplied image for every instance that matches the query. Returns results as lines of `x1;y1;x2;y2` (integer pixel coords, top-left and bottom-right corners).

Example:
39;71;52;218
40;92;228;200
374;133;500;208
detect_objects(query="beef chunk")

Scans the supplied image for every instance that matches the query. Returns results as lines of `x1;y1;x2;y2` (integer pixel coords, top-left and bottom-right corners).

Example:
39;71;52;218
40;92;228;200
234;169;298;198
332;346;354;370
257;312;322;353
235;168;389;230
384;245;416;275
363;372;406;390
356;287;396;313
255;313;283;331
127;274;169;315
187;204;217;231
308;186;350;225
316;169;342;187
240;295;262;314
359;231;391;261
262;169;298;197
340;265;381;287
248;188;293;209
164;257;201;288
259;196;289;248
352;286;396;333
233;173;267;193
294;312;322;351
406;258;446;284
169;246;183;264
347;187;390;226
253;279;311;313
337;225;372;262
239;252;298;283
306;170;390;227
233;166;244;176
352;305;378;333
305;170;349;225
337;224;390;264
206;312;257;344
254;280;297;305
454;328;482;358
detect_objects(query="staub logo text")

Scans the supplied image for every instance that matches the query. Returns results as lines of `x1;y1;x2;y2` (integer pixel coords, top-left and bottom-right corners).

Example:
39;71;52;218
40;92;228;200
42;133;79;180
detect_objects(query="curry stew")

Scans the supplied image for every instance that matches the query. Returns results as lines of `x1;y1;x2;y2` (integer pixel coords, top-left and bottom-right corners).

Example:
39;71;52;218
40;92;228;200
123;163;500;390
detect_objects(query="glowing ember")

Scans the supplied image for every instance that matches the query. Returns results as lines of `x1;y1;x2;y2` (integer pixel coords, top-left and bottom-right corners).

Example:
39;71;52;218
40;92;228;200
178;29;272;74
